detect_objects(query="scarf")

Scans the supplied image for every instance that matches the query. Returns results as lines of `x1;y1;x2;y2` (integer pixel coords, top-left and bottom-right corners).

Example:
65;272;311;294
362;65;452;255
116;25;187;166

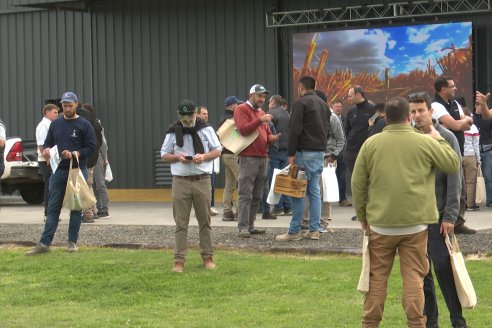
166;118;209;154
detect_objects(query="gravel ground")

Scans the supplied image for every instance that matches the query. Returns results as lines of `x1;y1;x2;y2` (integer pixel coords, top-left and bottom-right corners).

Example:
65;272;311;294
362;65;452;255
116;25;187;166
1;223;492;255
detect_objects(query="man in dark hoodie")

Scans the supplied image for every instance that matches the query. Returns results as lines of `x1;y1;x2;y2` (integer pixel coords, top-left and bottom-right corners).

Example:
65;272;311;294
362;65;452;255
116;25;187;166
409;93;469;328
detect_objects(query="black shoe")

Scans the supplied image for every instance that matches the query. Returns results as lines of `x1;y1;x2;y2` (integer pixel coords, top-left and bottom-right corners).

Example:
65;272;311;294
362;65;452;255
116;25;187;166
222;210;236;221
271;208;284;215
486;201;492;208
351;215;357;221
262;212;277;220
249;228;266;235
454;225;477;234
466;204;480;211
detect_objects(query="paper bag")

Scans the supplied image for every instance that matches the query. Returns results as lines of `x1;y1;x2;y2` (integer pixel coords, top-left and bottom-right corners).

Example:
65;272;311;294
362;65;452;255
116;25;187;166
322;164;339;202
445;233;477;309
62;155;97;211
216;119;258;155
476;165;486;204
357;230;370;294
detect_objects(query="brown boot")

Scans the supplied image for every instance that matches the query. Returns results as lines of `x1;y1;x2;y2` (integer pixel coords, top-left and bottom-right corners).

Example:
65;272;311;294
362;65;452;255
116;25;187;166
172;261;185;273
203;257;216;270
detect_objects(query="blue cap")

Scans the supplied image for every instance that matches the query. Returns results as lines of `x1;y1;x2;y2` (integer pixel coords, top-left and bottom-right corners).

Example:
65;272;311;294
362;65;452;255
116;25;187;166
60;92;78;103
224;96;244;107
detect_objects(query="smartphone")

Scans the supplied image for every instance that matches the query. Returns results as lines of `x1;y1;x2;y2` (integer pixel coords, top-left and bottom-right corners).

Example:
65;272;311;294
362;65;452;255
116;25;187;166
369;112;379;123
184;155;193;160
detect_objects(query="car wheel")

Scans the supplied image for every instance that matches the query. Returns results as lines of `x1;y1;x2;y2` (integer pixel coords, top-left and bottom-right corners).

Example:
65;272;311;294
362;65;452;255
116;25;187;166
20;183;45;204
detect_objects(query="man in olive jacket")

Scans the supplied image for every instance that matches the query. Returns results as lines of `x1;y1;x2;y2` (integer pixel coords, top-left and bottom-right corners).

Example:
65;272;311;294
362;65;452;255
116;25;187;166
352;97;460;328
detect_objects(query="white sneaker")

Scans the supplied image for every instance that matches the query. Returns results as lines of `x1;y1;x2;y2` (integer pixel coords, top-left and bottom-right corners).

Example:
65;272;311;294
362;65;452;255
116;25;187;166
210;207;219;216
68;241;78;252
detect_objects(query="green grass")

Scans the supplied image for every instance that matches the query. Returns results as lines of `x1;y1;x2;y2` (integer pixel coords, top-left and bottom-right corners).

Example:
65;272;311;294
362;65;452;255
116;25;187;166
0;247;491;327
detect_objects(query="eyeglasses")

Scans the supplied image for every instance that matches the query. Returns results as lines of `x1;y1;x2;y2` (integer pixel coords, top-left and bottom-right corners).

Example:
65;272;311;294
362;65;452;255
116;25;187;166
408;92;430;100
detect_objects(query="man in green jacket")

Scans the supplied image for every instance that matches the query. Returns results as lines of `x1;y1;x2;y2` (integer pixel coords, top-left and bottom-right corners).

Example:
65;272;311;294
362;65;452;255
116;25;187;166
352;97;460;328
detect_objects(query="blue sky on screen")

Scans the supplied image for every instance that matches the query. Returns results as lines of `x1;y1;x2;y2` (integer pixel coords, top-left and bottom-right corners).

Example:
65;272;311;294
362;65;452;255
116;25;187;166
293;22;472;79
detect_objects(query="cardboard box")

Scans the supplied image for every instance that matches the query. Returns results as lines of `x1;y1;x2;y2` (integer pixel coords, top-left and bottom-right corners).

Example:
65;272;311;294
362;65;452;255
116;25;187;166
274;175;307;198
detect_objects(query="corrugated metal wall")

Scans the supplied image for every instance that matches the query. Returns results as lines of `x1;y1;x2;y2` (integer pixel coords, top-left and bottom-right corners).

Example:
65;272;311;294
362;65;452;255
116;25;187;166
2;0;492;189
90;0;278;188
0;8;92;137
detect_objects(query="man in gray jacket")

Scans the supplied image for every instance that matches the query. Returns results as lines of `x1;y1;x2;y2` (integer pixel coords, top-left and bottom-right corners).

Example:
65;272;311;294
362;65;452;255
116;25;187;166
409;93;469;328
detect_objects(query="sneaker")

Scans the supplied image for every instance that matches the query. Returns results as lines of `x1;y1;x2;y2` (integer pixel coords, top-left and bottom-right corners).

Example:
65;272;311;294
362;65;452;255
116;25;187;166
210;207;219;216
275;232;302;242
203;257;216;270
222;210;236;221
172;261;185;273
283;208;292;215
271;207;284;215
466;205;480;211
67;241;78;252
262;212;277;220
454;225;477;235
249;228;266;235
239;230;251;238
26;244;50;256
97;212;110;219
318;226;328;233
303;230;320;240
486;201;492;208
339;199;352;207
82;216;94;223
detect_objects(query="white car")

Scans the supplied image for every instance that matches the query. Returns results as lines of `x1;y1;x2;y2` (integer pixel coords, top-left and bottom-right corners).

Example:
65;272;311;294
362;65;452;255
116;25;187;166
1;137;44;204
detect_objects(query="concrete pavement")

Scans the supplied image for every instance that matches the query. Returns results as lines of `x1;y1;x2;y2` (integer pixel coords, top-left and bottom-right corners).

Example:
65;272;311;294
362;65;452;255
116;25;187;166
1;195;491;231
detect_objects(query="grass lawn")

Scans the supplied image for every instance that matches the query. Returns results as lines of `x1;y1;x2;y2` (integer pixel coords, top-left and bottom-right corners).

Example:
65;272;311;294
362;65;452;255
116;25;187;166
0;247;491;327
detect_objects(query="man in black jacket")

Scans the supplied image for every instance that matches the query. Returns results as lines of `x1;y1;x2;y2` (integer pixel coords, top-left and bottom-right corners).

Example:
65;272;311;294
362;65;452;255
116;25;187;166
218;96;243;221
343;86;376;173
275;76;329;242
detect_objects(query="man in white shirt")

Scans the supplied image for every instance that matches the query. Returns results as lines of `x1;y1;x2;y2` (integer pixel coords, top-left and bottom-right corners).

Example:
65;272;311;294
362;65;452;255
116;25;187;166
36;104;60;219
431;75;475;234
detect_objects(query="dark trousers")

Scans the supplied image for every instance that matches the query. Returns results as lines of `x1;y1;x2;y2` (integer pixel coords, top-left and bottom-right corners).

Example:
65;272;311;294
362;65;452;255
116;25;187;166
39;161;52;216
424;223;467;328
335;157;347;201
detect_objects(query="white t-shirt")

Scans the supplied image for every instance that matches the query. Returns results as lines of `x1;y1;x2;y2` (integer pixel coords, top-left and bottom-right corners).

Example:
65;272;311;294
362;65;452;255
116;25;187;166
431;100;464;121
35;117;51;162
0;121;5;141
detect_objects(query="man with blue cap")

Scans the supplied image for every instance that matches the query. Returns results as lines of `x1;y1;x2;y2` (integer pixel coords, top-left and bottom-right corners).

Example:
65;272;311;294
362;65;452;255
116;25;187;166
26;91;96;255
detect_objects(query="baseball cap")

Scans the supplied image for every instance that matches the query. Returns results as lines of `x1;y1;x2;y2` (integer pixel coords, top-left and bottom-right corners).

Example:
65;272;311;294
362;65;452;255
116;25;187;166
249;84;270;95
224;96;244;107
60;92;78;103
177;99;197;115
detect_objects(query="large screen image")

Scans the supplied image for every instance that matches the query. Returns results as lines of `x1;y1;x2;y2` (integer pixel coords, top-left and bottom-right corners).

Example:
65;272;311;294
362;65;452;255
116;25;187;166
292;22;473;108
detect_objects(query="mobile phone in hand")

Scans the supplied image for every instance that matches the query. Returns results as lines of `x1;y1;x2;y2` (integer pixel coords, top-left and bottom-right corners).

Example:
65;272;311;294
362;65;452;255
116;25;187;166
184;155;193;160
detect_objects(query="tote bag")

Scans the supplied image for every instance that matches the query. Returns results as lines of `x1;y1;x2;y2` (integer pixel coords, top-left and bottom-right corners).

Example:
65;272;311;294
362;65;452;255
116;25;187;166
476;165;486;204
62;155;97;211
445;233;477;309
357;229;370;294
216;119;258;155
322;163;339;202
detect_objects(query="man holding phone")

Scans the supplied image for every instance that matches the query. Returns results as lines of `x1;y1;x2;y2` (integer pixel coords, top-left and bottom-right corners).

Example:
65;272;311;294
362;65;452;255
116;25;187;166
161;99;222;273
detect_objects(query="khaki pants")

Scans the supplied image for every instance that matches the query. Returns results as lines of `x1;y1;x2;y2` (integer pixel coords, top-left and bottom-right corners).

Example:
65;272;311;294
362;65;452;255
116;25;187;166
463;156;478;207
172;176;213;262
222;153;239;212
363;229;428;328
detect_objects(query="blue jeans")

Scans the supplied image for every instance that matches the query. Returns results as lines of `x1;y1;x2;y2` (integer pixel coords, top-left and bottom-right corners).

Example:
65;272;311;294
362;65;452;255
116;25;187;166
424;223;467;327
335;156;348;201
481;149;492;203
40;167;88;246
289;151;324;234
261;149;291;212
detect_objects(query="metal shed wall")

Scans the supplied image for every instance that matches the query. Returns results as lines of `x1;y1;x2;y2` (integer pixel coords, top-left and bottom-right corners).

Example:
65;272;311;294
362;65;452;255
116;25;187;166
89;0;278;188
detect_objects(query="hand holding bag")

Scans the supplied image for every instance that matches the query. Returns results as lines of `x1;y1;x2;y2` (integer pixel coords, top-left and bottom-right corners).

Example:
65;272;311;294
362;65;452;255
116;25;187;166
322;163;339;202
62;154;97;211
445;233;477;309
357;229;370;294
475;165;486;204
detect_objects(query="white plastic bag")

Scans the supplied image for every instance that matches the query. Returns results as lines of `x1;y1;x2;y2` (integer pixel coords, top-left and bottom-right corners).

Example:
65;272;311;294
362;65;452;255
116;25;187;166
267;168;282;205
322;164;339;202
105;163;113;182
